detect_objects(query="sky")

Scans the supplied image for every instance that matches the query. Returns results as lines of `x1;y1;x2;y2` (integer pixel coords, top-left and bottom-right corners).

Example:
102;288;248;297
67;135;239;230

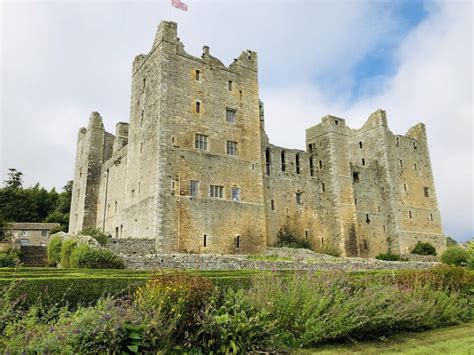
0;0;472;242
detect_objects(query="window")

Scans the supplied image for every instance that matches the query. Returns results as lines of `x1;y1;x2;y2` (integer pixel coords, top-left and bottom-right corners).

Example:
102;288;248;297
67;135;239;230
353;172;360;183
354;198;357;205
265;147;271;176
430;213;433;221
400;159;403;168
296;192;302;205
359;141;363;149
321;182;325;192
203;234;207;247
309;157;314;176
115;227;119;238
414;163;417;170
140;110;144;126
308;143;314;153
195;70;200;81
362;158;365;166
378;205;381;213
228;80;233;91
210;185;224;198
235;235;240;249
226;140;238;156
120;225;123;238
319;160;323;169
404;183;407;192
142;77;146;90
396;137;400;146
296;153;301;174
424;187;430;197
281;151;286;171
114;201;118;213
335;120;339;125
271;200;275;210
195;101;201;113
413;142;417;149
409;210;412;219
226;108;236;123
190;180;199;197
305;230;309;241
364;240;368;250
131;189;135;198
366;214;370;224
231;186;241;201
41;230;48;237
195;134;208;150
383;225;386;232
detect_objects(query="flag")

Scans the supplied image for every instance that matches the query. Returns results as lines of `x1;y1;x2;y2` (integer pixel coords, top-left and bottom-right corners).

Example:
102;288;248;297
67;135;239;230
171;0;188;11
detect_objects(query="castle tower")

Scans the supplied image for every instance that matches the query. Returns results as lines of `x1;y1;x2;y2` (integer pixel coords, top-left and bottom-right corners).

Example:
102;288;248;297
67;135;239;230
306;116;360;256
69;112;107;233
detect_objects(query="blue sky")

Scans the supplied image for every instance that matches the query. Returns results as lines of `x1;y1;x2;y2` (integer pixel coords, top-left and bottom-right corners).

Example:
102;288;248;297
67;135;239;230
1;0;472;242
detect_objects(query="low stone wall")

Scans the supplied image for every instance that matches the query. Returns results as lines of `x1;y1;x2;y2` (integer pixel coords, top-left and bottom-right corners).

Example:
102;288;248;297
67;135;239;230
108;238;156;255
122;253;440;272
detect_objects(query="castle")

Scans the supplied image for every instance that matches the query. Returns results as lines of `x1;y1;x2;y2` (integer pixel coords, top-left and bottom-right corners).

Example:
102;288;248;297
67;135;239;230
69;21;446;257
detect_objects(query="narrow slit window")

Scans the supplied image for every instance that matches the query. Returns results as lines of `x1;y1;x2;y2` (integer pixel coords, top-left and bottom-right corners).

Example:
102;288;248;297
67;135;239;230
359;141;363;149
404;183;407;191
271;200;275;210
235;235;240;249
281;151;286;171
430;213;433;221
321;182;325;192
296;153;301;174
309;157;314;176
400;159;403;168
228;80;233;91
265;147;271;176
362;158;365;166
296;192;302;205
366;214;370;224
195;70;200;81
424;187;430;197
409;210;412;219
364;240;368;250
203;234;207;247
414;163;417;170
319;160;323;169
195;101;201;113
353;172;360;183
305;230;309;241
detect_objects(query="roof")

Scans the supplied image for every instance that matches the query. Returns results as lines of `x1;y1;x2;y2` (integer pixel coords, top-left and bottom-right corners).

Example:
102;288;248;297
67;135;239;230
4;223;61;230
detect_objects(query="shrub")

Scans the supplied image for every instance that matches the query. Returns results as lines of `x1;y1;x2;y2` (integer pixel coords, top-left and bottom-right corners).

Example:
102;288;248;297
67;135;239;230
375;252;408;261
47;235;62;266
80;227;111;246
49;225;66;235
441;247;469;266
59;239;77;268
467;255;474;270
70;244;124;269
314;243;342;257
0;251;19;267
134;274;214;349
276;229;311;249
411;241;437;256
196;288;275;353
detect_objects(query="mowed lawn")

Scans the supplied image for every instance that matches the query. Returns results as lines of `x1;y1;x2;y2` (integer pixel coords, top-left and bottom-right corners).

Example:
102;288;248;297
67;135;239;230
298;321;474;354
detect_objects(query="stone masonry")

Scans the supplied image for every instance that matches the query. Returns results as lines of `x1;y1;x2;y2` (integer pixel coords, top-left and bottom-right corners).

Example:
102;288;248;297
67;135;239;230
69;21;446;257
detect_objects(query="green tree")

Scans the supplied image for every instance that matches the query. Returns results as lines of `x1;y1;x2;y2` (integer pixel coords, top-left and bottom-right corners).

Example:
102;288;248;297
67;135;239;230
3;168;23;189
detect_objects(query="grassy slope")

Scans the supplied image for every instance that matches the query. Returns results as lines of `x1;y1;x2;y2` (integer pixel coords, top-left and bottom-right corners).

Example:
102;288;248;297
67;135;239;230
298;321;474;354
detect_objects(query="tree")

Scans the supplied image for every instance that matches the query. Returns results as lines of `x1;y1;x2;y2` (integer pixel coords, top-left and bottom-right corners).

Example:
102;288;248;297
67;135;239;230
4;168;23;189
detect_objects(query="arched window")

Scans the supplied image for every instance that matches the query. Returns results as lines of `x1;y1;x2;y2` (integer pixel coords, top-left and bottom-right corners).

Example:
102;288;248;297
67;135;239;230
296;153;301;174
281;151;286;171
265;147;271;176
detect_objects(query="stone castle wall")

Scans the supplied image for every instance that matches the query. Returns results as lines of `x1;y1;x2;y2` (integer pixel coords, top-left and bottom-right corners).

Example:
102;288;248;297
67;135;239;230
69;21;447;257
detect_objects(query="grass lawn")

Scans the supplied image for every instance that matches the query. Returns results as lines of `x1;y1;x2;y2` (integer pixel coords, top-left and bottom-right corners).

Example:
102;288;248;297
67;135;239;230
298;321;474;354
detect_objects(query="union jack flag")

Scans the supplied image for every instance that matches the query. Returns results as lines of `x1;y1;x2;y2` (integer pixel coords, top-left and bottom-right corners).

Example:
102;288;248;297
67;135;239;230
171;0;188;11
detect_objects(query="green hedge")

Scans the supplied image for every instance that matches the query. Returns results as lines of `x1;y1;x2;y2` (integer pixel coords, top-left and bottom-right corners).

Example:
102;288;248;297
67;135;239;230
441;247;469;266
70;244;124;269
47;235;62;266
60;239;77;268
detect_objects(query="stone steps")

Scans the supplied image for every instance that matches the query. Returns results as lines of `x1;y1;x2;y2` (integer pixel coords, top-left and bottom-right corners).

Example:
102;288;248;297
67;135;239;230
20;246;48;267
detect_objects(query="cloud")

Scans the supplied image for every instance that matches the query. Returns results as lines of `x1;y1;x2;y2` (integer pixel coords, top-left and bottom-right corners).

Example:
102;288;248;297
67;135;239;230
262;1;473;241
0;1;472;241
